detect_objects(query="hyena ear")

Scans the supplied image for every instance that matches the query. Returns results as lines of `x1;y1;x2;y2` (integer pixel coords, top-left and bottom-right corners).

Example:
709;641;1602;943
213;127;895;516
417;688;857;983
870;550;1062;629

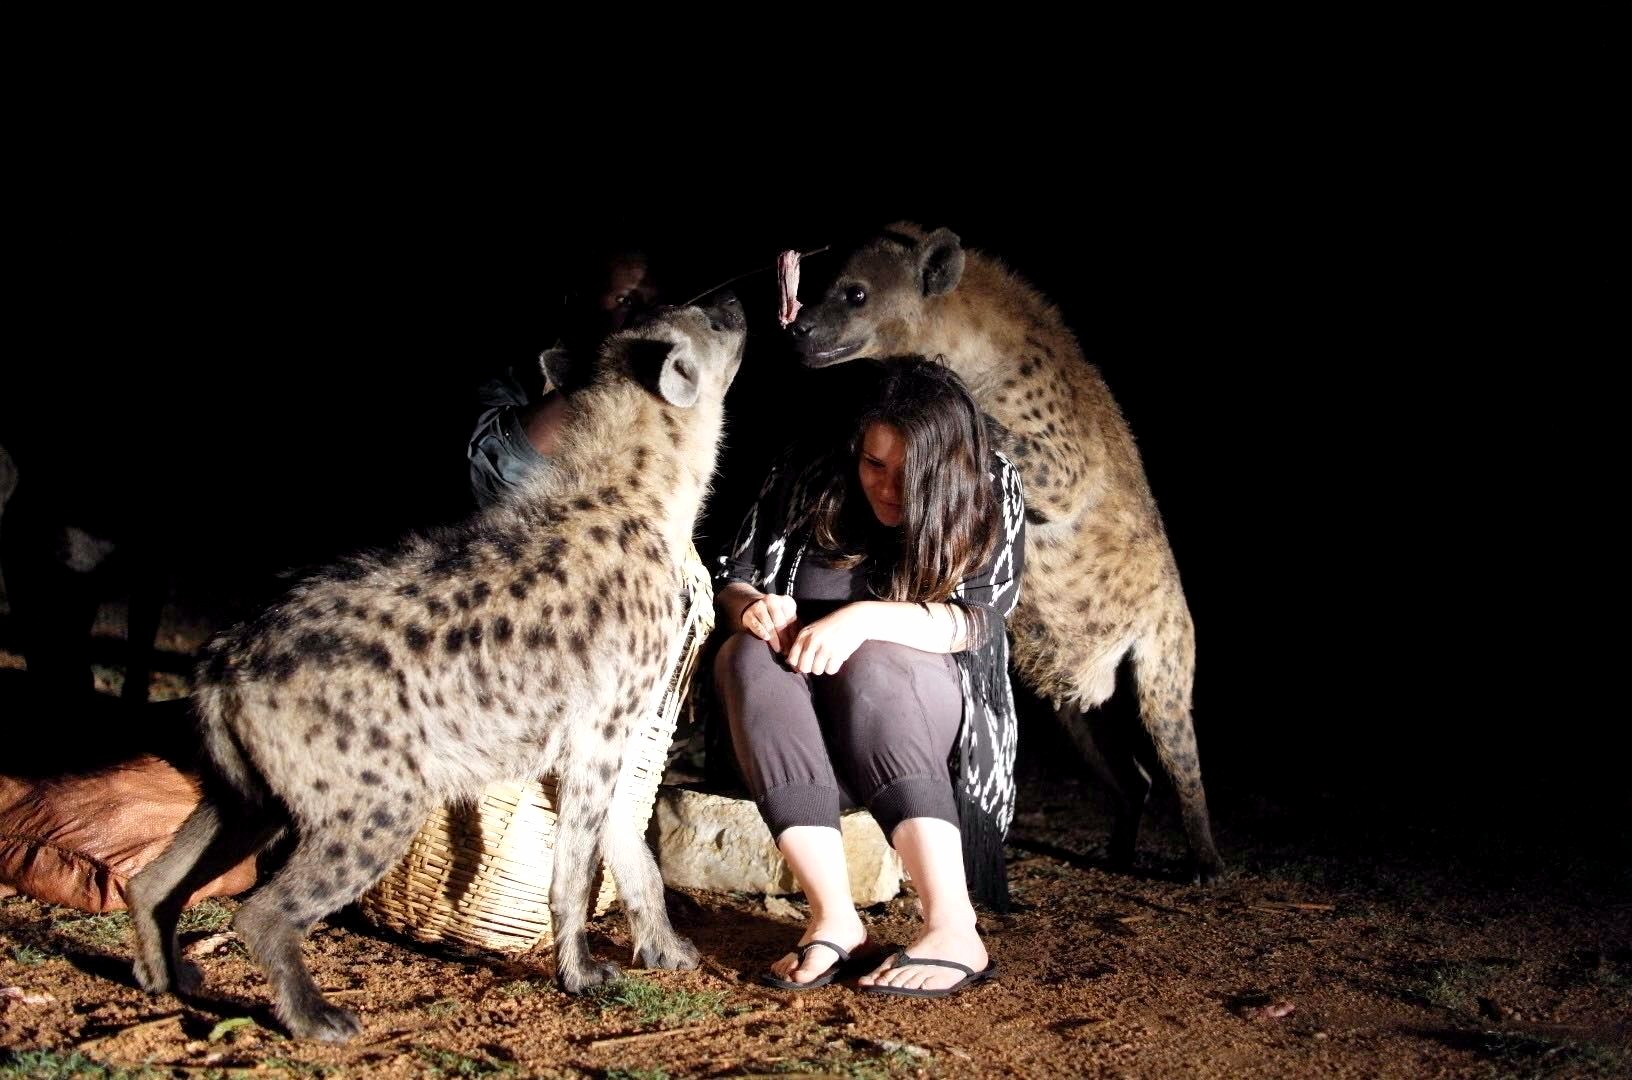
918;228;966;297
539;344;584;393
628;338;701;408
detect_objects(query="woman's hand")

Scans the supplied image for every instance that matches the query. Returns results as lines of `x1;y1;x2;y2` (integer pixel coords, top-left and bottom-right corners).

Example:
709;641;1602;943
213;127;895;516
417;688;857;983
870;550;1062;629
786;604;873;675
740;592;800;652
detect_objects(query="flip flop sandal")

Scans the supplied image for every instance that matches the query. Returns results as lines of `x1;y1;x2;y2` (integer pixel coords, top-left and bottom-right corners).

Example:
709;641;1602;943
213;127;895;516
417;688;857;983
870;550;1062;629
759;939;857;991
857;950;999;998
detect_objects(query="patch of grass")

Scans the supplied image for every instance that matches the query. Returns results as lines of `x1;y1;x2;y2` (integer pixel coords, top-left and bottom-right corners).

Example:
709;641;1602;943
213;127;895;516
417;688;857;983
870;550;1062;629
1260;857;1333;887
424;997;462;1017
584;976;727;1026
496;978;545;998
770;1047;925;1080
178;899;234;933
1573;1040;1632;1076
414;1047;516;1077
50;912;131;950
604;1069;671;1080
9;944;50;966
0;1049;164;1079
1473;1031;1632;1078
1589;966;1632;992
1020;860;1073;880
1403;958;1499;1011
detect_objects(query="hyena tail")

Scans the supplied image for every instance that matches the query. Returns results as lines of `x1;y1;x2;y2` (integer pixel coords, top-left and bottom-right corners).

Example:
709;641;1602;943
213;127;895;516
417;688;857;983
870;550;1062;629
192;682;271;807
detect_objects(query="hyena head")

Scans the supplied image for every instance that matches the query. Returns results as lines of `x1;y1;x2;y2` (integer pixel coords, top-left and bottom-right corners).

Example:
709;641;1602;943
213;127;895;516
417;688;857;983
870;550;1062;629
551;290;748;404
787;224;966;368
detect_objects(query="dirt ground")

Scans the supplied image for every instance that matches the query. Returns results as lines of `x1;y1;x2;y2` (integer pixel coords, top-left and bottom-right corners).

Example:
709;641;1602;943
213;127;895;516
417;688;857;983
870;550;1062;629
2;610;1630;1079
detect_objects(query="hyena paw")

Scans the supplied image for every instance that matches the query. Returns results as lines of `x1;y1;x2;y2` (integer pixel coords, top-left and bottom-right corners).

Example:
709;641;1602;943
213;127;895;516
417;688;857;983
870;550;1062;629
173;959;205;996
637;935;700;971
285;1000;363;1044
132;953;171;994
557;956;623;994
132;952;199;996
1191;853;1227;887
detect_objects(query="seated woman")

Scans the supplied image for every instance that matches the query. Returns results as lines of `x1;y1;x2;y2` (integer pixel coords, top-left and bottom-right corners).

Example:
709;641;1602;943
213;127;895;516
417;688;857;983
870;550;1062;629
713;357;1026;997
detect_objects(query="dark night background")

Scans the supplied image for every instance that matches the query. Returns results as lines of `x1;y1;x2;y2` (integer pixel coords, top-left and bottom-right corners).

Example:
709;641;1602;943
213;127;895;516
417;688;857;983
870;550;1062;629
1;113;1621;869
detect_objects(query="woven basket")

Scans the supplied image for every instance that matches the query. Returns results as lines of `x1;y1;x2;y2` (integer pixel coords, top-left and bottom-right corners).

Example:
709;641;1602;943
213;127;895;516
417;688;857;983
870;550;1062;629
358;545;716;954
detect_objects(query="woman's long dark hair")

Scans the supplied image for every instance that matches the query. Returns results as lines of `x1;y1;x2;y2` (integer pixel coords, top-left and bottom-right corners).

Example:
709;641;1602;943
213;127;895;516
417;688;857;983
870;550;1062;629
808;357;997;605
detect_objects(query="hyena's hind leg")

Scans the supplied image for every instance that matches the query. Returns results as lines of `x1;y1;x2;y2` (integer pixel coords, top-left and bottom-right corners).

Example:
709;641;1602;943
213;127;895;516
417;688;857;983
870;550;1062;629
231;812;421;1042
129;796;282;997
1131;608;1224;884
601;785;698;972
1055;699;1153;872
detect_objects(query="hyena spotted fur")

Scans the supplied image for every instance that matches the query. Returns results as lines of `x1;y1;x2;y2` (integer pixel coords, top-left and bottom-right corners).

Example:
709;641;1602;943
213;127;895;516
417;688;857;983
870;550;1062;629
128;294;747;1041
789;226;1222;882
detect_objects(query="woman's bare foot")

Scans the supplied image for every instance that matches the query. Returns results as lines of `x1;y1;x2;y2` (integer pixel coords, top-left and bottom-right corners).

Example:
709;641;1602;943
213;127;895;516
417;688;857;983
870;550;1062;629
767;911;868;984
857;921;987;992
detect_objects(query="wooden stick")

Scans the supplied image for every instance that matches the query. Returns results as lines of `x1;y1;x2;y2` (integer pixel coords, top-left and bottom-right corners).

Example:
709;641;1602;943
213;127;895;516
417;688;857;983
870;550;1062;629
585;1026;700;1050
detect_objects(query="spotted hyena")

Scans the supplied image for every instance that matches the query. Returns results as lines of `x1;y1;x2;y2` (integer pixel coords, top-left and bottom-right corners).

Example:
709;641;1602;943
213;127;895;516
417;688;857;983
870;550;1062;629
128;293;747;1040
788;226;1222;882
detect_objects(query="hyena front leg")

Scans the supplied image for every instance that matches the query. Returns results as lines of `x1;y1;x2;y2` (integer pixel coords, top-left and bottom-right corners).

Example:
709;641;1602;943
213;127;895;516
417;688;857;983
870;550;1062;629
1055;701;1152;871
601;785;698;971
549;752;625;993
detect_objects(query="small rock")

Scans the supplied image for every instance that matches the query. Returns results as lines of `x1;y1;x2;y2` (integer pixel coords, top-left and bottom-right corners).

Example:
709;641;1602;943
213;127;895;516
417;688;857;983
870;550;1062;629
763;896;803;921
184;932;235;958
0;986;54;1007
654;787;902;904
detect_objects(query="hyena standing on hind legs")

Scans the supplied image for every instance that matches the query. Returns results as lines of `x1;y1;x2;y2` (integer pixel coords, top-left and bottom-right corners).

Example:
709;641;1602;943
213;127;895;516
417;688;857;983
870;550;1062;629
788;226;1223;882
128;294;748;1041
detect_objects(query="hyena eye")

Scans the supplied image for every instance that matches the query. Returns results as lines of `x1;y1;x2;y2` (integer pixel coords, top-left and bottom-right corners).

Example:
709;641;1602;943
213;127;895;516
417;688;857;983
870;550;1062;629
845;284;867;307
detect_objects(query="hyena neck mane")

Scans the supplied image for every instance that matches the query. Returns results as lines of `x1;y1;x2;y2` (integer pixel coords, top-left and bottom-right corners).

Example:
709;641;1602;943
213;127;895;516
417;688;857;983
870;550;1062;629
918;252;1077;396
518;377;724;561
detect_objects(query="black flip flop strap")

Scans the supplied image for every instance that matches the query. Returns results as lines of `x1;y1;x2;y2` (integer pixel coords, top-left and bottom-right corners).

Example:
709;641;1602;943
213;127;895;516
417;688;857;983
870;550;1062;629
798;940;852;963
893;953;975;977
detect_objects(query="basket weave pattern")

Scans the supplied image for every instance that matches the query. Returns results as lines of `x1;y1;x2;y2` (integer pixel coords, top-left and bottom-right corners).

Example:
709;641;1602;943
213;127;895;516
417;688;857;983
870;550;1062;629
358;547;716;954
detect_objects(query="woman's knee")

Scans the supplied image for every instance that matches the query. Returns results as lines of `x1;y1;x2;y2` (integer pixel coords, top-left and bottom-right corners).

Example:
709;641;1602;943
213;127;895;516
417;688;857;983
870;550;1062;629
714;630;783;689
828;641;959;720
827;641;919;700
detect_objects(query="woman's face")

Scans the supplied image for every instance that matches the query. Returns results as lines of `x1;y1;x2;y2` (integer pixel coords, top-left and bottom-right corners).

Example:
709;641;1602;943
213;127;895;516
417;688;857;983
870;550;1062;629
858;421;906;527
